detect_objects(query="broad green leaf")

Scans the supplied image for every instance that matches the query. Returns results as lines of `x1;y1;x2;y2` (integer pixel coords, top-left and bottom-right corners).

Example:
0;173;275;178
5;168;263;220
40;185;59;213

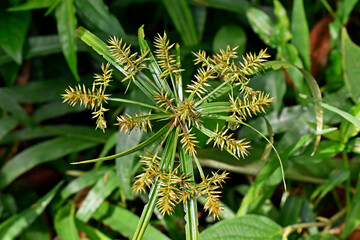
72;123;173;164
265;61;323;153
212;25;246;54
291;0;310;70
55;0;79;81
237;134;314;216
7;0;52;11
189;0;250;15
76;170;119;222
273;0;291;44
0;6;30;64
342;27;360;103
279;195;303;226
75;0;126;37
75;220;111;240
263;70;286;115
0;116;17;140
341;173;360;239
162;0;198;46
0;137;98;190
77;26;157;100
247;8;278;48
54;203;80;240
93;202;170;240
200;214;282;240
0;182;62;240
329;0;358;40
0;89;33;126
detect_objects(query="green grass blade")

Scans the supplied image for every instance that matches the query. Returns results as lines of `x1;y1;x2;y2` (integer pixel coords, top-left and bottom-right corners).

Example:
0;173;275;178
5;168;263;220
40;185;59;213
0;116;18;141
75;0;126;37
189;0;250;15
0;137;98;190
341;173;360;239
162;0;198;46
237;134;314;216
75;220;112;240
76;170;119;222
264;60;323;154
342;27;360;103
180;149;200;239
76;26;157;100
60;166;112;200
54;202;80;240
7;0;51;11
133;129;178;240
300;94;360;128
55;0;79;81
0;88;34;126
0;182;63;239
71;123;173;164
0;8;30;64
93;202;170;240
291;0;310;71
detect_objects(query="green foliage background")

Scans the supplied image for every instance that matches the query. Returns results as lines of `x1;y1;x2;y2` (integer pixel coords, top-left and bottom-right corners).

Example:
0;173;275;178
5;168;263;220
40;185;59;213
1;0;360;239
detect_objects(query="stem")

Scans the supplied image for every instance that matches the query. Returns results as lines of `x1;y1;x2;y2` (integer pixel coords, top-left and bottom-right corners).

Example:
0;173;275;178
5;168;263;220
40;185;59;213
343;152;351;208
109;97;165;112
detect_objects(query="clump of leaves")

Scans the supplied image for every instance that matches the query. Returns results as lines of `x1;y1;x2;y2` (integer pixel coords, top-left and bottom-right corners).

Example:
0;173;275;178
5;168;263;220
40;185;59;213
63;26;277;239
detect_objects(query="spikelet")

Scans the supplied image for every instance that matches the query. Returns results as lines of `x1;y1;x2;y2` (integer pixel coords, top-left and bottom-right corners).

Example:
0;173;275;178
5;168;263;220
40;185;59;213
239;48;270;76
197;171;229;219
174;98;201;128
154;32;183;79
133;152;161;194
154;89;174;111
108;36;148;85
186;67;216;99
229;92;273;121
206;124;250;159
115;112;152;134
179;131;199;156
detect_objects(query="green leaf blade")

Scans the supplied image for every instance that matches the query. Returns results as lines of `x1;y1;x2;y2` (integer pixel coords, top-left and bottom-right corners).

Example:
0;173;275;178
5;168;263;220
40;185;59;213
55;0;79;81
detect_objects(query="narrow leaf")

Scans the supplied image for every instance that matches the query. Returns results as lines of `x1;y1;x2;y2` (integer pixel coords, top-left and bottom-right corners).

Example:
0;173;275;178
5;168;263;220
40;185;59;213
342;27;360;103
54;203;80;240
76;170;119;222
75;0;126;37
71;123;173;164
93;202;170;240
75;220;111;240
341;173;360;239
291;0;310;70
0;182;62;240
0;88;34;126
265;61;323;154
7;0;52;11
0;7;30;63
162;0;198;46
0;137;98;190
55;0;79;81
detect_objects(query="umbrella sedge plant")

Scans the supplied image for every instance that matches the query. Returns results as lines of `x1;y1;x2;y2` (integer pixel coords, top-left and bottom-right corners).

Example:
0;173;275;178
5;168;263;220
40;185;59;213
62;26;285;240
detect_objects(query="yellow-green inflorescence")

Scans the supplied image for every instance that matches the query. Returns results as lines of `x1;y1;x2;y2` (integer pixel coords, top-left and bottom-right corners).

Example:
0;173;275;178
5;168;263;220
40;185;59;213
62;30;273;219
